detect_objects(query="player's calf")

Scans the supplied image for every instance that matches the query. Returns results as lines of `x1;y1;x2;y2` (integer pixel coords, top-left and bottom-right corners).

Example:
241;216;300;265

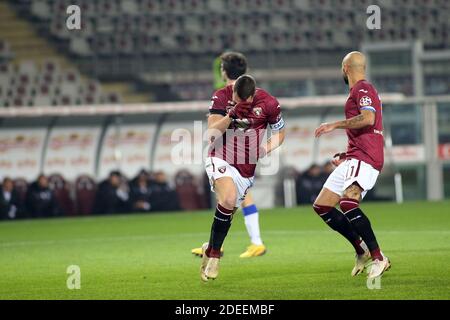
205;177;237;258
339;196;384;261
312;203;366;255
206;204;235;258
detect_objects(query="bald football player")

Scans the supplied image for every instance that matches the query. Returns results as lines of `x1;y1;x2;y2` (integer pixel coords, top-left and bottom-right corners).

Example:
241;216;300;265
314;51;390;280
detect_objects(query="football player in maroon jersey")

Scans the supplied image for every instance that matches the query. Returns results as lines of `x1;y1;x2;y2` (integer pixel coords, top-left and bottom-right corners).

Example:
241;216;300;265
314;51;390;280
192;52;268;259
200;73;285;281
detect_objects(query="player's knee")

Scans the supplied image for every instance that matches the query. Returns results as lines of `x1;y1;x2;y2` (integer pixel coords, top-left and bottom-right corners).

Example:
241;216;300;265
343;191;359;200
312;203;333;216
219;195;237;211
339;198;360;214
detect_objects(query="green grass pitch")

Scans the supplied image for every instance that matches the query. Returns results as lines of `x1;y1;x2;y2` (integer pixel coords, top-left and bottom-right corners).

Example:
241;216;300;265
0;201;449;300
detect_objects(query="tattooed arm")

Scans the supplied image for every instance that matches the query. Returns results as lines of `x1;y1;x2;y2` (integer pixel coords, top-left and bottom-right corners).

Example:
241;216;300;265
314;110;375;137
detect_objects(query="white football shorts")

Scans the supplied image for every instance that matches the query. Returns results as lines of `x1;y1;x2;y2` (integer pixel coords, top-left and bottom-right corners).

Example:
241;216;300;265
324;158;380;199
205;157;254;208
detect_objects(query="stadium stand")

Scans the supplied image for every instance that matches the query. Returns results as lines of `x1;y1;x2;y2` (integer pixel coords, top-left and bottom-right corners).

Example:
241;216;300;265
22;0;449;55
0;0;141;106
0;57;121;107
3;0;448;102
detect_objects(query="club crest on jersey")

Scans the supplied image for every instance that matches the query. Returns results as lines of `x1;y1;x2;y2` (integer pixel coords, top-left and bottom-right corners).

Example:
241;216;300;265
218;166;227;174
359;96;372;107
253;107;262;116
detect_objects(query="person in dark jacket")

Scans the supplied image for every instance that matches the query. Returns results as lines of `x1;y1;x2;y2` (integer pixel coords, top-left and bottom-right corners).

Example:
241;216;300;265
25;174;59;218
321;161;335;180
296;164;324;205
0;177;24;220
93;171;130;214
148;171;180;212
130;172;152;212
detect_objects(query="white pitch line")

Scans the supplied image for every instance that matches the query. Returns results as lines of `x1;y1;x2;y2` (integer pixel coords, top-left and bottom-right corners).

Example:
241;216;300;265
0;230;449;248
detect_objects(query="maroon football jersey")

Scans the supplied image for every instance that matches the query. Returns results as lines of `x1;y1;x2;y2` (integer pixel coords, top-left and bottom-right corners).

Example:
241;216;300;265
345;79;384;171
208;85;284;178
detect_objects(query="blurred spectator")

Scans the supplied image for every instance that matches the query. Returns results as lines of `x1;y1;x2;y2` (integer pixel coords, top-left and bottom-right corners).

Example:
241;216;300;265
13;178;28;207
296;164;323;205
131;169;150;185
175;170;207;210
130;171;152;213
322;161;335;177
75;175;96;215
0;177;24;220
25;174;60;218
148;171;180;212
93;171;130;214
48;174;75;216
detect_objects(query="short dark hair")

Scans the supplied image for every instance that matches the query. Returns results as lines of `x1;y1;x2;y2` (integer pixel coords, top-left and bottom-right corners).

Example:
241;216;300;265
2;177;12;184
109;170;122;178
234;75;256;100
220;52;247;80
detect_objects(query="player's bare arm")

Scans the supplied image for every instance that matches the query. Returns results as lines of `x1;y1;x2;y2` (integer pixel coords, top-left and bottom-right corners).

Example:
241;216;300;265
207;114;232;142
314;109;375;137
207;100;253;142
261;128;286;156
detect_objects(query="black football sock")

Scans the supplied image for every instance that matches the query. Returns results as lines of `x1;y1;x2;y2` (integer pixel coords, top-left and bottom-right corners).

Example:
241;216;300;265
313;204;365;255
340;198;383;261
207;204;234;258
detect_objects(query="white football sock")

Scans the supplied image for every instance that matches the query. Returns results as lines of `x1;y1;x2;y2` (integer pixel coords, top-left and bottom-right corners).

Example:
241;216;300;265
244;212;263;246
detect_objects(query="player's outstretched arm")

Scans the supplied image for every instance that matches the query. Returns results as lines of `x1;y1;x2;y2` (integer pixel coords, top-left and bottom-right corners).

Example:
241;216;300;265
261;128;285;156
315;110;375;137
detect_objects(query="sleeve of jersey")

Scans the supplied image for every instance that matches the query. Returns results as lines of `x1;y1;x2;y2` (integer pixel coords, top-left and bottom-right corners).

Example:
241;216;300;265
357;86;377;113
267;99;285;131
209;91;227;116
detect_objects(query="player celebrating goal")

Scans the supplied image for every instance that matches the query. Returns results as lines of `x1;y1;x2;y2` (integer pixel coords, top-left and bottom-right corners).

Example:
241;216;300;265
192;52;268;258
200;74;285;282
313;51;390;280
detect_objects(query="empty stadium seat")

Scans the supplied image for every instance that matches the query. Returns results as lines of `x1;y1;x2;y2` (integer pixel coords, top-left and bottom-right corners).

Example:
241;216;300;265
120;0;140;15
0;40;13;61
0;55;118;107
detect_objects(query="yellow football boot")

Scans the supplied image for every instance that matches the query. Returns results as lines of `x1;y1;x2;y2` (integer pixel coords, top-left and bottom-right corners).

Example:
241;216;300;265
239;243;266;258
